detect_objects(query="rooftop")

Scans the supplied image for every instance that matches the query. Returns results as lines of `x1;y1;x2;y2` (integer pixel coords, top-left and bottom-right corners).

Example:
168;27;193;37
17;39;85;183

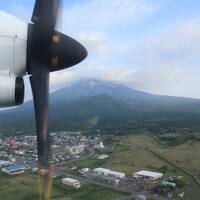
2;163;30;173
134;170;163;178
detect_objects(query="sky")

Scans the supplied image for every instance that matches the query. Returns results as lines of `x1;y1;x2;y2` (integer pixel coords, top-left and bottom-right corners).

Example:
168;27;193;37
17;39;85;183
1;0;200;99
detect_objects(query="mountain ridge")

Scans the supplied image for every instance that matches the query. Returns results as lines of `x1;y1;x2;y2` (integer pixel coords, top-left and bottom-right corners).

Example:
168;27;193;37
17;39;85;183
1;79;200;135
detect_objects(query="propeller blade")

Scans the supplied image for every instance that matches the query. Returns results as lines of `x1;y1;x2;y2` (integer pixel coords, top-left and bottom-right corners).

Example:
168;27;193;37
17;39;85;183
28;0;63;72
32;0;61;31
30;66;50;168
29;66;52;199
27;1;87;200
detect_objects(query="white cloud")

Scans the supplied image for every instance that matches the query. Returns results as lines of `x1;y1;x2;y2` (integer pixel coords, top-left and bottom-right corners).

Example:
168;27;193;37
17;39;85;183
62;0;156;34
124;18;200;98
51;17;200;99
50;64;136;91
47;0;158;94
8;4;31;22
78;32;109;54
7;0;200;99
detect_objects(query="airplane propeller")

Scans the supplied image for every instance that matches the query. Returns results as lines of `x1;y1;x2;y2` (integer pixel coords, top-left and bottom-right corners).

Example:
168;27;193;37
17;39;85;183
27;0;87;199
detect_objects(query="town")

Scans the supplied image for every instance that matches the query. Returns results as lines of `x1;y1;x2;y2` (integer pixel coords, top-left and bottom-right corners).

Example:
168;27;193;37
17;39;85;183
0;132;187;200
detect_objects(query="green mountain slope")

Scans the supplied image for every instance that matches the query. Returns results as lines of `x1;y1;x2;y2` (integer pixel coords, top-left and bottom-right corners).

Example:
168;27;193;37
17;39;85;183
1;79;200;135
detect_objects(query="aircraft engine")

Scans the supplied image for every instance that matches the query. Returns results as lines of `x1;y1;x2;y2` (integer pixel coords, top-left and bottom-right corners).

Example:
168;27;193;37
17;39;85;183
0;75;24;107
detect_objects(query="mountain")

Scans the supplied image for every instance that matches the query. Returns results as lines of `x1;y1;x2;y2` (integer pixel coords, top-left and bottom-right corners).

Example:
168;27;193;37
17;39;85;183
51;79;200;113
51;79;151;101
1;79;200;135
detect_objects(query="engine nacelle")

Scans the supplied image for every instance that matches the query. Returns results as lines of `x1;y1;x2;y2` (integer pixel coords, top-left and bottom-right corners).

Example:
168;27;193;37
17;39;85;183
0;75;24;107
0;11;28;77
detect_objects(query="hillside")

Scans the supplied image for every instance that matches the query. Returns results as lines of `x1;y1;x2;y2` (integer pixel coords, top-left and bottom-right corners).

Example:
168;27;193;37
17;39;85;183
1;79;200;135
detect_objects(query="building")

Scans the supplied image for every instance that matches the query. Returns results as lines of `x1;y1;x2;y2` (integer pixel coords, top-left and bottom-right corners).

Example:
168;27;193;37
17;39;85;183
94;142;104;149
133;170;163;180
66;144;85;155
97;154;109;160
9;141;22;150
0;160;13;167
79;168;89;175
135;194;147;200
161;181;176;188
1;163;30;175
62;178;81;188
93;168;125;179
32;167;39;173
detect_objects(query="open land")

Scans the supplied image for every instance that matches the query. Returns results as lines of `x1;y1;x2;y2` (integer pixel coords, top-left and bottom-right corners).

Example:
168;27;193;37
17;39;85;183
1;133;200;200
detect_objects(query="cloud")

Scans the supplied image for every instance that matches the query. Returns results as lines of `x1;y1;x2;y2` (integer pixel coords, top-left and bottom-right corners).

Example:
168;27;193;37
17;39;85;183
49;0;158;89
50;64;136;91
51;17;200;99
8;4;31;22
78;32;109;54
62;0;157;34
6;0;200;99
125;18;200;98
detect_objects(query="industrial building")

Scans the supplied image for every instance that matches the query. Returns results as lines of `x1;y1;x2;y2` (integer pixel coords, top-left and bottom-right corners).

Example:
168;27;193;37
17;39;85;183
133;170;163;180
62;177;81;188
93;168;125;179
1;163;30;175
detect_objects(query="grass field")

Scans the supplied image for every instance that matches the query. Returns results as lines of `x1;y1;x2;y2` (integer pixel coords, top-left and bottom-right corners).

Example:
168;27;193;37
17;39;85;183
0;172;126;200
159;141;200;178
52;178;127;200
74;135;173;174
72;135;200;200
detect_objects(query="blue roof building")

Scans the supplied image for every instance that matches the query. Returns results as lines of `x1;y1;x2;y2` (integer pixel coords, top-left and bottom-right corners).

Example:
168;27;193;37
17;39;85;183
1;163;30;175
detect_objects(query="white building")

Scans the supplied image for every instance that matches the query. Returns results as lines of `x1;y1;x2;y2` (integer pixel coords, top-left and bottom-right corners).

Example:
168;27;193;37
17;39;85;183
93;168;125;179
94;142;104;149
136;194;147;200
133;170;163;180
62;178;81;188
79;168;89;175
32;167;39;173
97;154;109;160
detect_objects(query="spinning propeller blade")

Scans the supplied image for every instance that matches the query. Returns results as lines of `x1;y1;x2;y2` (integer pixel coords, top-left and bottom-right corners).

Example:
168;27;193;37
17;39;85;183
27;0;87;199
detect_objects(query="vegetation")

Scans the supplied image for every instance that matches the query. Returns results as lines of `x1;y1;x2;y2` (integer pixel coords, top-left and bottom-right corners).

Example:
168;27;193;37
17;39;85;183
53;179;127;200
0;172;126;200
72;135;200;200
1;135;200;199
2;86;200;136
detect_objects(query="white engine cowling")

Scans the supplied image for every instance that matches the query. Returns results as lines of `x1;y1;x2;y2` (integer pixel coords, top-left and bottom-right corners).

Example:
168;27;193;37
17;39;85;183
0;75;24;107
0;11;28;76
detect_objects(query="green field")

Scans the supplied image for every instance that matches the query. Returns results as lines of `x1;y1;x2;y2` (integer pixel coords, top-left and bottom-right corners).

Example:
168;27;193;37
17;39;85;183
73;135;174;173
0;172;127;200
71;135;200;200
